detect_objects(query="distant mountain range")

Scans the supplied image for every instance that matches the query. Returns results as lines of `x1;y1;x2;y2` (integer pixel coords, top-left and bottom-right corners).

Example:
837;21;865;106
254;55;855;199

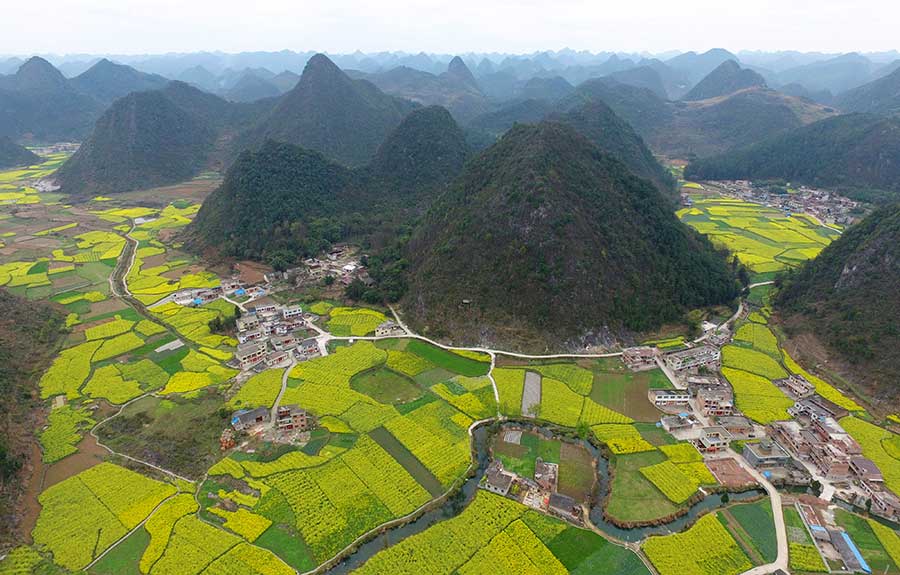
777;202;900;396
838;66;900;116
684;114;900;201
0;137;39;169
403;122;738;349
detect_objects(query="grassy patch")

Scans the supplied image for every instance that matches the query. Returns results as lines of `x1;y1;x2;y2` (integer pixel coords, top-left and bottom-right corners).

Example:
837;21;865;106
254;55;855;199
350;367;424;404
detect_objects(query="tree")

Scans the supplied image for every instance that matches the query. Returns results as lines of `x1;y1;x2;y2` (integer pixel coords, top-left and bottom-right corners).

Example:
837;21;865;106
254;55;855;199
323;275;335;286
267;249;295;272
344;279;366;301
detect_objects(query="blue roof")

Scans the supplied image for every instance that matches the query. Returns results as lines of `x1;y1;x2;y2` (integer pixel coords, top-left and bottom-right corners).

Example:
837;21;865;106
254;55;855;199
235;289;245;295
193;298;203;304
810;525;827;532
841;531;871;573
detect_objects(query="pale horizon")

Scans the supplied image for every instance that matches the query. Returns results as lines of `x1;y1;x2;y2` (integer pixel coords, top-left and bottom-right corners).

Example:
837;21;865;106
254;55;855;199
2;0;898;56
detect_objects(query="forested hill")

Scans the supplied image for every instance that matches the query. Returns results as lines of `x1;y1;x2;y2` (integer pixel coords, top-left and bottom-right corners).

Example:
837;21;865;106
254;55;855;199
776;203;900;396
682;60;767;101
0;137;39;169
239;54;418;167
684;114;900;200
55;90;216;195
403;122;739;351
188;106;470;260
837;66;900;116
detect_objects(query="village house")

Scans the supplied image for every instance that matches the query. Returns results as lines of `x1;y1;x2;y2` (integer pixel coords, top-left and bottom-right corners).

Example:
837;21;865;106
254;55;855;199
548;493;581;524
789;395;850;422
237;329;263;344
649;389;691;409
236;316;259;332
664;345;721;371
808;442;851;480
717;415;753;439
696;426;732;453
850;457;883;483
282;305;303;320
231;407;270;431
860;481;900;521
697;388;734;417
482;461;514;496
775;375;815;399
265;350;290;367
534;458;558;491
236;341;267;368
276;405;314;431
271;333;298;351
742;439;792;469
251;302;278;315
374;320;404;337
661;414;700;433
622;346;659;371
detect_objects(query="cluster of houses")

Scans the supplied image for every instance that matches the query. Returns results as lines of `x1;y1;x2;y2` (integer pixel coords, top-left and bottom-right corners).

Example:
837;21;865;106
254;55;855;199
222;404;317;447
300;245;372;288
705;180;859;227
233;302;320;370
480;430;584;525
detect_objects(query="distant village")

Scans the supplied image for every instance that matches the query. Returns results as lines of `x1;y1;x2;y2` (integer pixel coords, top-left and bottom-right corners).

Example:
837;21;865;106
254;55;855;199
687;180;861;227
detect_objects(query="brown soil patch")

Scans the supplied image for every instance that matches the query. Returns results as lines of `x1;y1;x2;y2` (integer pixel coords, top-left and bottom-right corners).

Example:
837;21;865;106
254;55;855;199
161;263;204;280
109;177;221;207
42;435;106;490
235;260;271;284
142;253;169;268
88;298;129;315
707;458;756;487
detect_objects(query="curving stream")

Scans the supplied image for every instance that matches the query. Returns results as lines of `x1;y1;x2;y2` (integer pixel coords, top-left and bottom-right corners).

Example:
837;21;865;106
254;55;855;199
322;421;764;573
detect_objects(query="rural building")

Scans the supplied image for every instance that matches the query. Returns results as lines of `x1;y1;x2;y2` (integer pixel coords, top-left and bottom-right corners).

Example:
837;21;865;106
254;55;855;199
789;396;849;422
698;388;734;416
829;529;871;574
860;481;900;521
236;341;267;368
231;407;270;431
661;414;699;432
271;334;298;351
534;458;558;491
375;320;403;337
282;305;303;320
622;347;659;371
649;389;691;408
548;493;581;523
696;426;732;453
743;439;791;469
236;316;259;332
664;345;720;371
850;457;883;483
775;375;815;399
252;303;278;315
298;338;320;357
482;461;514;496
808;442;851;480
265;350;289;367
717;415;753;438
237;329;263;344
276;405;313;431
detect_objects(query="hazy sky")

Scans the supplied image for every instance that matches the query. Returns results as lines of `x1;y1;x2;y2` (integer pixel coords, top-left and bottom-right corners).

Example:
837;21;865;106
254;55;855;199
3;0;898;55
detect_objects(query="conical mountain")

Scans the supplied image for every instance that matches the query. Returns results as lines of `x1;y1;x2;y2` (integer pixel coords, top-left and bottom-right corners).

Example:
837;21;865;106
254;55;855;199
366;106;469;195
777;202;900;395
0;57;102;140
189;140;354;259
0;137;40;168
56;90;214;195
70;58;169;104
240;53;417;167
225;73;281;102
683;60;767;101
6;57;68;92
548;98;677;199
403;122;738;350
443;56;480;92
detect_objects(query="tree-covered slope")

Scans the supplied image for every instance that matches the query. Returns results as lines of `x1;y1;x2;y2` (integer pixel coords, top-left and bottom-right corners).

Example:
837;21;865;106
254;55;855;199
837;66;900;116
364;105;470;197
684;114;900;197
0;137;39;169
55;90;215;195
188;140;356;258
777;203;900;395
240;54;417;167
403;122;738;350
682;60;767;101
